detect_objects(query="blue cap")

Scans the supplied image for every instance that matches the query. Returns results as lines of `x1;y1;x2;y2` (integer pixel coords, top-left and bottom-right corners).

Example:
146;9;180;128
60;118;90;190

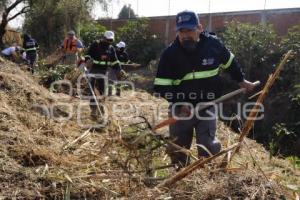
176;11;199;31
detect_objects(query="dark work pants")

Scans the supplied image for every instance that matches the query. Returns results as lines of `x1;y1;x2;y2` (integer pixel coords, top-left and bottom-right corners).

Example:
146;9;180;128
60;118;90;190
88;67;108;112
26;51;37;74
167;106;221;168
107;68;121;96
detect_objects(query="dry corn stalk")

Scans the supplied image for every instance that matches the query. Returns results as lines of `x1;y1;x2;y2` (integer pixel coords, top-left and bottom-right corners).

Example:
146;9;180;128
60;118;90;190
229;50;293;162
157;143;239;189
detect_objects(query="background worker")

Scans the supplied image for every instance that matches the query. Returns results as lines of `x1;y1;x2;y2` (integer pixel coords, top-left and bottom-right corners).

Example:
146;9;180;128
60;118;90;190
61;30;84;65
0;43;21;61
154;10;256;170
116;41;130;65
84;30;125;119
23;34;39;73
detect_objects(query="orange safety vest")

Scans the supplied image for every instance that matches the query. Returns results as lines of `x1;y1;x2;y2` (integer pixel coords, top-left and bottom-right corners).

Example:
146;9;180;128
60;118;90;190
63;37;78;53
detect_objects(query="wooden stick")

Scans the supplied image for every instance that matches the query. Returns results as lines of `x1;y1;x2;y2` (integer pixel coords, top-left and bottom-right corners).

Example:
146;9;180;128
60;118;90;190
153;82;260;131
121;63;141;68
157;143;239;189
166;140;199;161
231;50;292;158
149;130;199;161
248;90;263;100
63;128;91;150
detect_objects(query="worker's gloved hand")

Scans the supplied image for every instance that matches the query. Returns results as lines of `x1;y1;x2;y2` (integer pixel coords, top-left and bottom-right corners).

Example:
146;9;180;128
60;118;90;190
238;79;258;92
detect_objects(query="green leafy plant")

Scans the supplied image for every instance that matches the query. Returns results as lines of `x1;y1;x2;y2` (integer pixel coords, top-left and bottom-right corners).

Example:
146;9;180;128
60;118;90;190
80;22;106;47
117;18;164;66
269;123;297;156
221;21;279;79
38;64;74;88
221;22;300;156
287;156;300;170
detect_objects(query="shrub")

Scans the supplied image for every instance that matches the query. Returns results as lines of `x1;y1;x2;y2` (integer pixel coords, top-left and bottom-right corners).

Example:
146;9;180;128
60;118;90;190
116;18;164;66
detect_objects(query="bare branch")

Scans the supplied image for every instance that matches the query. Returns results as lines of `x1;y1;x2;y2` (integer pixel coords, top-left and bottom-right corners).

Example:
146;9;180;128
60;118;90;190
5;0;24;13
7;5;30;21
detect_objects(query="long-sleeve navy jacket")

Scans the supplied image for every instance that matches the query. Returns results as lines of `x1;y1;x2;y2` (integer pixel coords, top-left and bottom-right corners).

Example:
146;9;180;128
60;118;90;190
23;37;38;53
85;40;121;71
153;32;245;106
116;50;130;64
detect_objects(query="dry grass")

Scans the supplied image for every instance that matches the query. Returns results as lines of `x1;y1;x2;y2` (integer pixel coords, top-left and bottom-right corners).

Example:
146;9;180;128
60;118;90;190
0;61;299;199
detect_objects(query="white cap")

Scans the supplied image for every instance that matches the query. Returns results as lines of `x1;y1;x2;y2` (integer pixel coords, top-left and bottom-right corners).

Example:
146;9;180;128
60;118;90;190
68;30;75;35
116;41;126;48
104;30;114;40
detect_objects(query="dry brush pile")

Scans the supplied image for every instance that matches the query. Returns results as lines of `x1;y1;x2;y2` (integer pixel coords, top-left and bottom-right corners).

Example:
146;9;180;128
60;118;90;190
0;60;299;199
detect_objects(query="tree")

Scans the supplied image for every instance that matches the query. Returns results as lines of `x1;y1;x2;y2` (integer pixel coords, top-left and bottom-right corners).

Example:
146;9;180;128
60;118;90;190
80;21;106;47
23;0;109;52
221;22;300;156
118;4;136;19
0;0;30;47
117;18;163;65
221;21;279;79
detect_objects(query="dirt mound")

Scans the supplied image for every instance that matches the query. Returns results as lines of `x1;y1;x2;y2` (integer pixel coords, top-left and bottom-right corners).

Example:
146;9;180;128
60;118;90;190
0;61;299;199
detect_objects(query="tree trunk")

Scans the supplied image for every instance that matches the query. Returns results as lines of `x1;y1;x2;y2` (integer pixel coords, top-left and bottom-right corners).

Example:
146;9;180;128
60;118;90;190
0;11;9;48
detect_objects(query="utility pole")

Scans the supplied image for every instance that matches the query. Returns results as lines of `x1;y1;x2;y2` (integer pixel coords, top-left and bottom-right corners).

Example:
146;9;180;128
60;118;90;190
208;0;212;32
261;0;267;25
128;4;131;19
164;0;171;46
110;2;113;30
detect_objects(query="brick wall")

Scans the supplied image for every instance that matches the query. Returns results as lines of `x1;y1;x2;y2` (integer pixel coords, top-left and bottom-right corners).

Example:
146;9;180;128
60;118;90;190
98;8;300;44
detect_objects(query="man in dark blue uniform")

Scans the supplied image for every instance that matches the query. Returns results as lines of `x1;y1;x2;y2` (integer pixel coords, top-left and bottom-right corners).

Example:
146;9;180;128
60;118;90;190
154;10;256;169
85;31;125;119
23;34;39;74
116;41;130;65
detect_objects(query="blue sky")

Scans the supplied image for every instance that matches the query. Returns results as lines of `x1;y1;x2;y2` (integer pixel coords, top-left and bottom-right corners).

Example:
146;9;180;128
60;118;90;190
9;0;300;28
92;0;300;18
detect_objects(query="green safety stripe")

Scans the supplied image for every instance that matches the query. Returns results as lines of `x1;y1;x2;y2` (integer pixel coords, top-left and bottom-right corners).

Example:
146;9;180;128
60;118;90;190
92;60;119;66
181;67;219;83
219;52;234;69
85;55;91;59
93;60;111;65
25;48;37;52
154;67;219;86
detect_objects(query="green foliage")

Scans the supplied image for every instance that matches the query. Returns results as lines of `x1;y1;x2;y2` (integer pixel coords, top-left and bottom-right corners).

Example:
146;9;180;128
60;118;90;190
269;123;297;156
38;64;74;87
287;156;300;170
222;22;300;156
277;25;300;145
118;4;136;19
221;21;279;79
281;25;300;54
23;0;108;53
80;22;106;47
117;18;164;66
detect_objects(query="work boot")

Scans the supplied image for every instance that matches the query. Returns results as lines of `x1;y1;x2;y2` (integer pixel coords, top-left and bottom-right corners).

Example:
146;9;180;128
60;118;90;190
116;87;121;96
